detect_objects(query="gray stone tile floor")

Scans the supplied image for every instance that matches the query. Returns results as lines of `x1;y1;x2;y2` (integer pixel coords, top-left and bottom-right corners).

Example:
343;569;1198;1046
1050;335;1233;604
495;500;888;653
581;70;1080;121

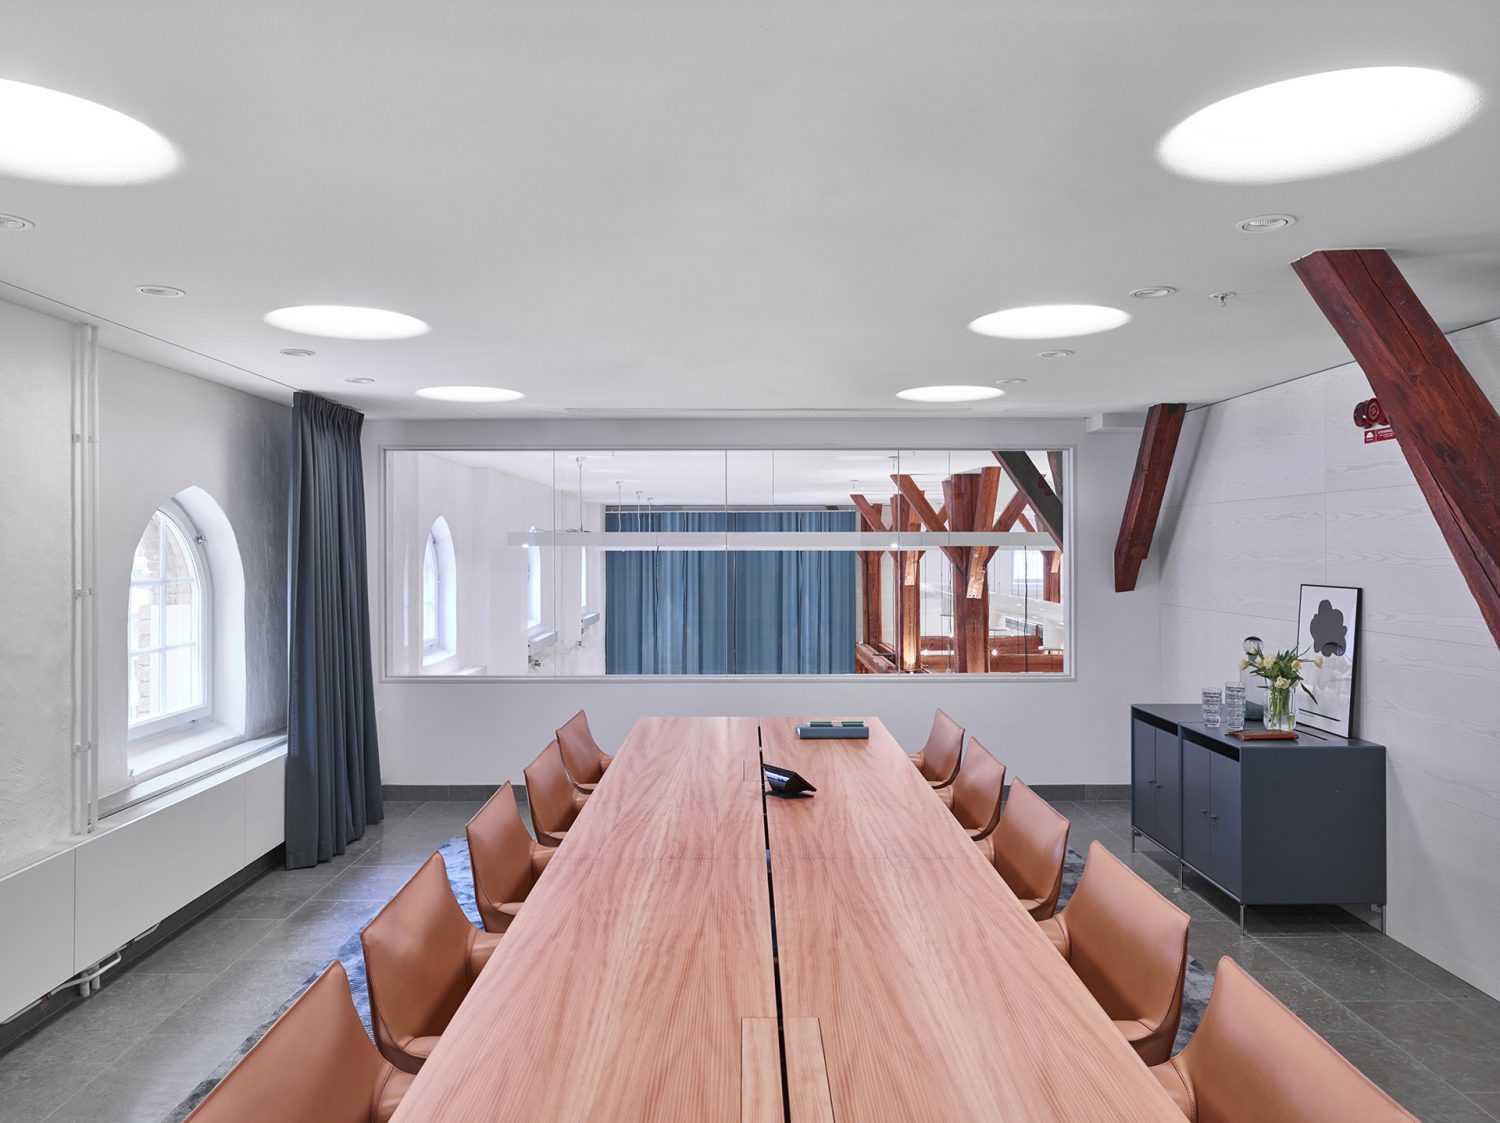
0;796;1496;1122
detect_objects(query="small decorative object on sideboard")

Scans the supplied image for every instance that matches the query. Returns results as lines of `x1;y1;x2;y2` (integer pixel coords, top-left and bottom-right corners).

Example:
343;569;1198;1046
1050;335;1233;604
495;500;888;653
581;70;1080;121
1223;682;1246;731
1241;642;1320;732
1296;584;1362;738
1200;688;1223;728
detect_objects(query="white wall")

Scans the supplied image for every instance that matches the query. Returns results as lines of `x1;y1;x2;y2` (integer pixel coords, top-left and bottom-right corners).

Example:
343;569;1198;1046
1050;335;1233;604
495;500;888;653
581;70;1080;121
1154;318;1500;999
96;351;290;793
0;302;75;867
365;418;1160;789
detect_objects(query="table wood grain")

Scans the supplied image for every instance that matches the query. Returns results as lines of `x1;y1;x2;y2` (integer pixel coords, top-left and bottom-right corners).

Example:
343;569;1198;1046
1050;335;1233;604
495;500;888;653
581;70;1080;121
390;716;775;1121
762;717;1185;1122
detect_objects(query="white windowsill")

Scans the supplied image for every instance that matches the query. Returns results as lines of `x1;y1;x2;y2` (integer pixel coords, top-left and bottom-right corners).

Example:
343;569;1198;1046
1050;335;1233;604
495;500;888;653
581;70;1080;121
102;731;289;818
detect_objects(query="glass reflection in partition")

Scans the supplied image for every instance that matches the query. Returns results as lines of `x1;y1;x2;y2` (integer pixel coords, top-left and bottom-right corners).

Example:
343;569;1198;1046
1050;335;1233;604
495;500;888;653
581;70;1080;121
383;448;1067;677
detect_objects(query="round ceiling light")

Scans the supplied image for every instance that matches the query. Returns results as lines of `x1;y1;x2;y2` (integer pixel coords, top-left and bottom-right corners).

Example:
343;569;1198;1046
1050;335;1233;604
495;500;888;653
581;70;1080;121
896;385;1005;403
136;284;185;298
1037;349;1075;359
1129;285;1178;299
1158;67;1483;183
968;304;1130;339
0;213;35;231
265;305;429;340
0;78;180;185
281;348;316;357
344;376;375;384
1236;213;1297;234
415;385;525;403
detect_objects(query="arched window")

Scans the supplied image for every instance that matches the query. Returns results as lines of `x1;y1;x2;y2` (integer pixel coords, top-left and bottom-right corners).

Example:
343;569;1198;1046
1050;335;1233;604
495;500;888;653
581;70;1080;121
128;502;211;736
423;516;457;663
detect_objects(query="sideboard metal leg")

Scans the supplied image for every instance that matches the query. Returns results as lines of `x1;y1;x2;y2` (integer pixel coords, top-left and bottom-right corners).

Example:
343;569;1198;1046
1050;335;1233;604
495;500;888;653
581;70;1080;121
1239;904;1246;934
1130;829;1137;854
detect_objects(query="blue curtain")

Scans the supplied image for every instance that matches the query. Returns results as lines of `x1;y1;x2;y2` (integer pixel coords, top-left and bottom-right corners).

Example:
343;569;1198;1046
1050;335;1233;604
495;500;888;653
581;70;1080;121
605;510;855;674
285;393;383;868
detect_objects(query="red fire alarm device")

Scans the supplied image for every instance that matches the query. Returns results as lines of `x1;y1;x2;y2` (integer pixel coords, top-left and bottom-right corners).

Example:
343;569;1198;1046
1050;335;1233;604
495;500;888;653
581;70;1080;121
1354;396;1394;443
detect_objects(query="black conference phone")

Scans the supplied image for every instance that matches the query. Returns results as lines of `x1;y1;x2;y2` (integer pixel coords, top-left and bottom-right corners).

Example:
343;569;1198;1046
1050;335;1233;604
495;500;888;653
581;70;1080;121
762;762;816;799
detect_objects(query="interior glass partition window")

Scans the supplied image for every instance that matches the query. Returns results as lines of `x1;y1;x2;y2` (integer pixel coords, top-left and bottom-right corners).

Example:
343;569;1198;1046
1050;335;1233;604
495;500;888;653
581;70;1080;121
384;448;1068;677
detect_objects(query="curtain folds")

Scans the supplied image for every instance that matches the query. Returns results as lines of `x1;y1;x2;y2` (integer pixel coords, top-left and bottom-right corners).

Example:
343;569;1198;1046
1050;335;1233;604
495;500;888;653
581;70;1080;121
285;392;382;868
605;510;855;674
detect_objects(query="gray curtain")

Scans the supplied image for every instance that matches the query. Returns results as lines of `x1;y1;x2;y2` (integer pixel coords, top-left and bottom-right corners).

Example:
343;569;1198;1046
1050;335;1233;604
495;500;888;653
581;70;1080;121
285;392;382;868
605;509;855;674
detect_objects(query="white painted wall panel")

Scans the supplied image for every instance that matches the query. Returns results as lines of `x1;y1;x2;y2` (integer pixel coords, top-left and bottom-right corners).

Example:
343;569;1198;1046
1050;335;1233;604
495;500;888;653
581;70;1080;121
0;849;76;1021
1158;318;1500;999
73;775;246;969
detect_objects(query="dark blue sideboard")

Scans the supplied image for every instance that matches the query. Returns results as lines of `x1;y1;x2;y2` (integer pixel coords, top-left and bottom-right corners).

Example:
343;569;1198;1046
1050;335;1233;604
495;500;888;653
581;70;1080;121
1130;703;1387;931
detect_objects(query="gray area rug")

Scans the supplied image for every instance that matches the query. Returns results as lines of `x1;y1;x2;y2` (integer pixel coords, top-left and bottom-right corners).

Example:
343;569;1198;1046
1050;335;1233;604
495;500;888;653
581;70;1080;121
166;843;1212;1120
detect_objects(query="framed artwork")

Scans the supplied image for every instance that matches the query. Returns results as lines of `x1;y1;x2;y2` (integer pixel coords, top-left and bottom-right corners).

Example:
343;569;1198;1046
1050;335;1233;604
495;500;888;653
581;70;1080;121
1296;584;1362;738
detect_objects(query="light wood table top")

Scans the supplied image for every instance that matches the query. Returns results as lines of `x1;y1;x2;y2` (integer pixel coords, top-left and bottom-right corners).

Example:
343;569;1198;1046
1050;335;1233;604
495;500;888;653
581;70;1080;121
394;715;1184;1122
390;716;775;1121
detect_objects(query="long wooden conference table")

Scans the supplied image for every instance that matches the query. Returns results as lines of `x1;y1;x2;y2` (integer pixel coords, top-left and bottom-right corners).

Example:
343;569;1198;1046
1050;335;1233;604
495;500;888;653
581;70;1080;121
391;716;1183;1121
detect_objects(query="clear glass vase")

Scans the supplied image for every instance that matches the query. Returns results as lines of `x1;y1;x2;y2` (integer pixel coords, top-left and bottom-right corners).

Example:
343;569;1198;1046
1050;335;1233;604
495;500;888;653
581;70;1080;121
1265;685;1298;732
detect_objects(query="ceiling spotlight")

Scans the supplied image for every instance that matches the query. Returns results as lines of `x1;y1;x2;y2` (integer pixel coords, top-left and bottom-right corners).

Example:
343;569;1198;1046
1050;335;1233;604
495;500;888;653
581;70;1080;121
1129;286;1178;299
0;78;181;185
995;377;1029;385
969;304;1130;339
1237;214;1297;234
265;305;429;340
344;376;375;384
1210;291;1238;307
415;385;525;403
0;213;34;231
136;284;185;298
281;347;316;358
1038;349;1075;359
896;385;1005;403
1158;67;1482;183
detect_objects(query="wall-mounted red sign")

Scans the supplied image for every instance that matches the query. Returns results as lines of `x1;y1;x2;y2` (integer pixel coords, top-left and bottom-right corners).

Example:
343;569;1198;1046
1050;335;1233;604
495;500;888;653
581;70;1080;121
1364;427;1396;444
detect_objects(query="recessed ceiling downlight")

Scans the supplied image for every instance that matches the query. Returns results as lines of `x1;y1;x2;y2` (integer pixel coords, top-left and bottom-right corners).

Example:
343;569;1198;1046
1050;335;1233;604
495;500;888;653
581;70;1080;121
265;305;429;340
1158;67;1483;183
415;386;525;403
0;78;180;185
136;284;185;298
0;213;35;231
968;304;1130;339
1130;286;1178;299
896;385;1004;403
1236;213;1296;234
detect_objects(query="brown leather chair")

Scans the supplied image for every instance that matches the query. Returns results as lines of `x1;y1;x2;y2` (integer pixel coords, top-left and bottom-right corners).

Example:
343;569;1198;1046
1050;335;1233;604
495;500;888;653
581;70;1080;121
185;961;410;1123
466;781;556;933
524;739;588;847
1037;840;1190;1066
909;709;964;791
556;709;613;792
988;779;1070;920
361;852;502;1074
947;737;1006;859
1150;957;1419;1122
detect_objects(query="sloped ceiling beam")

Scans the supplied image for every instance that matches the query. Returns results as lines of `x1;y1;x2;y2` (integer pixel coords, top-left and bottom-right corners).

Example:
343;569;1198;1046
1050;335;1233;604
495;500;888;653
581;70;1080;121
1113;403;1186;593
1294;249;1500;648
993;452;1063;549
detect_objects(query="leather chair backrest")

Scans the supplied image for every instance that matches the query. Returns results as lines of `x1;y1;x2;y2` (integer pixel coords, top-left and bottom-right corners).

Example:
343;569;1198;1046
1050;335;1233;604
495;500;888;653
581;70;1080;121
186;961;390;1123
1179;957;1419;1123
525;740;580;837
556;710;605;784
950;737;1006;836
1063;842;1189;1030
361;852;477;1065
920;709;965;784
989;779;1070;916
466;782;534;930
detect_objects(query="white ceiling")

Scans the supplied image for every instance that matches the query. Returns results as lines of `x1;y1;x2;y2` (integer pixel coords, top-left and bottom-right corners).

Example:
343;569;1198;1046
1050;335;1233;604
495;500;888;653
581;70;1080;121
3;1;1499;419
423;449;1050;507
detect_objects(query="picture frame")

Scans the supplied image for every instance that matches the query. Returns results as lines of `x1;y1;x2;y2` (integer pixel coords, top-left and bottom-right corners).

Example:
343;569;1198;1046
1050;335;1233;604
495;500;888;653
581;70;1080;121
1296;584;1362;738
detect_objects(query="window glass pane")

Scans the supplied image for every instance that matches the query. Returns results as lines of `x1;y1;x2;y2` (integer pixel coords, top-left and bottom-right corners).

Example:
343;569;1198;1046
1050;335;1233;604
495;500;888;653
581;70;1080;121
128;584;160;653
422;534;438;647
161;581;197;645
162;519;194;580
129;652;158;722
162;646;200;712
132;512;162;580
383;448;1067;678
